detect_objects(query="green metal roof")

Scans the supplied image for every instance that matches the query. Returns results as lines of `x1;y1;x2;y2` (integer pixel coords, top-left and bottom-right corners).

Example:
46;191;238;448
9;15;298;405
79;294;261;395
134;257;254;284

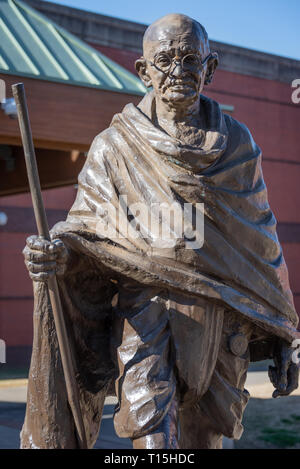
0;0;146;95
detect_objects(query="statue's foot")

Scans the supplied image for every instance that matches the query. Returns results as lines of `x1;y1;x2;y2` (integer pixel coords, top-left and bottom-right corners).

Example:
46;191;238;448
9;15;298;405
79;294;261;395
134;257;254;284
132;431;179;449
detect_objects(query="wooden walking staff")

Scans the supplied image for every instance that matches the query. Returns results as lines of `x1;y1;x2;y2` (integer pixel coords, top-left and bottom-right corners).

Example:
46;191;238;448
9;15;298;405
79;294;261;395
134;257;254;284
12;83;88;449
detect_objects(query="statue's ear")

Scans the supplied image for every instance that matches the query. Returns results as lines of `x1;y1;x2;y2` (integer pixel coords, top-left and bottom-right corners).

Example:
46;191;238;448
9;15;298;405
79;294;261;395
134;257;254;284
135;57;152;88
204;52;219;85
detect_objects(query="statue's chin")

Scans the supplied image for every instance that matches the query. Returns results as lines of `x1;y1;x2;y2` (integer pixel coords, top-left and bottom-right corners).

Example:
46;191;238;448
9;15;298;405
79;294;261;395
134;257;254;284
163;87;198;106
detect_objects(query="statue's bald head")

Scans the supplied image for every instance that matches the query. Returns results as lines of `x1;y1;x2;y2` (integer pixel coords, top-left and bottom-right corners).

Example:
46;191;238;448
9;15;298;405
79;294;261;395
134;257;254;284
143;13;210;59
136;13;218;103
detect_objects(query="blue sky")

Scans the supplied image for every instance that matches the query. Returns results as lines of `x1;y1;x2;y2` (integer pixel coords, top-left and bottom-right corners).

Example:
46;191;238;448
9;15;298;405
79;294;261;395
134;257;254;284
43;0;300;60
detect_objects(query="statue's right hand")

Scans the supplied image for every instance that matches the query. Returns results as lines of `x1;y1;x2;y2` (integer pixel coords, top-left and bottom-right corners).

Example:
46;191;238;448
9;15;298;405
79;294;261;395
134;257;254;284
23;235;69;282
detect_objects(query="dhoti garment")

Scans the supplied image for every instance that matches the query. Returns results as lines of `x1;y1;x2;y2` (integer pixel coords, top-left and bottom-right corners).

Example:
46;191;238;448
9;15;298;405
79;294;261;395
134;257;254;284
111;281;267;449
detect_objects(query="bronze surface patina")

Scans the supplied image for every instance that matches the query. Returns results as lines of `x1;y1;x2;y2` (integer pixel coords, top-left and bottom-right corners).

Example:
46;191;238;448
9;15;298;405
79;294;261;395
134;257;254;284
22;14;299;449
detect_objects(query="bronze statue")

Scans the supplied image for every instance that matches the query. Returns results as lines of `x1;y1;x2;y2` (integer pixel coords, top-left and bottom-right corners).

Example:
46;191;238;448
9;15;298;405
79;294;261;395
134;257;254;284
21;14;299;449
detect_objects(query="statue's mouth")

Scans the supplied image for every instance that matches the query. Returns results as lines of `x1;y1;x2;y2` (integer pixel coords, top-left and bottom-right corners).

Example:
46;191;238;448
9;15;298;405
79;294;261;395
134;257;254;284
167;81;196;91
170;84;188;89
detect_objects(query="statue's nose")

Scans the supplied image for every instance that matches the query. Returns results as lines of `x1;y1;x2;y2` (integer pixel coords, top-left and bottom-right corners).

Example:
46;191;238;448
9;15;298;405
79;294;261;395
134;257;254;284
170;62;183;77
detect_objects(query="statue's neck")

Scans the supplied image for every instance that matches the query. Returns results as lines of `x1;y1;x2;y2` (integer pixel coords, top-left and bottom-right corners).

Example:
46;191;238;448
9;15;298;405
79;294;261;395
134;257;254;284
154;96;204;144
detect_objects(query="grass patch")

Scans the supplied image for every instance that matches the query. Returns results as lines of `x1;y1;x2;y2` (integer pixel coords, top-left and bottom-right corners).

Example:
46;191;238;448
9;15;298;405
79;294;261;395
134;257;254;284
261;427;300;447
280;418;293;424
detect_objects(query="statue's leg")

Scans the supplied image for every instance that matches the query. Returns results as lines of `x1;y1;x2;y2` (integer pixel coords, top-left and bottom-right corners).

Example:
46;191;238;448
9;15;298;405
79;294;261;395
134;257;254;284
132;396;179;449
111;282;179;449
179;402;223;449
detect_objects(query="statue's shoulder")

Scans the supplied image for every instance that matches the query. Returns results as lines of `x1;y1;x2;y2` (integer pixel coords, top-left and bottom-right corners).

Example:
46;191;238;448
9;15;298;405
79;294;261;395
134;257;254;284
201;93;257;150
223;112;256;147
87;124;121;158
222;111;261;158
93;125;118;145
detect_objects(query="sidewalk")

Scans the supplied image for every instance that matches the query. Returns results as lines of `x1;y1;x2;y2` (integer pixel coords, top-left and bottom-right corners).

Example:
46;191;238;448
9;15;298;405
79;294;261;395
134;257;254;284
0;371;293;449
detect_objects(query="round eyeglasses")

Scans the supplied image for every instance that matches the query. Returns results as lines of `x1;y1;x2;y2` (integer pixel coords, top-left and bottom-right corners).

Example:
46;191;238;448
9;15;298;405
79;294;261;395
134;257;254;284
150;53;211;74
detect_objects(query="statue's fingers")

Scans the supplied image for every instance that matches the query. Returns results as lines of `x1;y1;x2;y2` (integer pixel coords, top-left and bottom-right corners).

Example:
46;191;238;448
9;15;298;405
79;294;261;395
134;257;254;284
286;363;299;393
26;235;52;253
268;365;278;388
273;342;290;393
50;238;64;249
273;386;296;398
272;388;287;398
284;382;299;396
29;270;55;282
23;248;56;263
25;260;57;273
22;244;30;259
277;359;289;393
272;364;298;398
26;234;38;247
50;239;68;264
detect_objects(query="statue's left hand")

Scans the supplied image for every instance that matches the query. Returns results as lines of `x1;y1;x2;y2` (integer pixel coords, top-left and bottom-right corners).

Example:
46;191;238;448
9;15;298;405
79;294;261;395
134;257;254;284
268;339;299;398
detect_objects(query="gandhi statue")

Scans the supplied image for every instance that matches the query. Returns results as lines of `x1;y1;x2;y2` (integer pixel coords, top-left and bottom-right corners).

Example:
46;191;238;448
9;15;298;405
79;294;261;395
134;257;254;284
21;14;299;449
